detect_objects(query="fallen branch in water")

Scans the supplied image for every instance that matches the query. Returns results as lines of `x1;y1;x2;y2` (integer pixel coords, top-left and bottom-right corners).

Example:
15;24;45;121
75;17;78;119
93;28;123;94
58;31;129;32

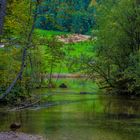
10;93;55;111
11;99;40;111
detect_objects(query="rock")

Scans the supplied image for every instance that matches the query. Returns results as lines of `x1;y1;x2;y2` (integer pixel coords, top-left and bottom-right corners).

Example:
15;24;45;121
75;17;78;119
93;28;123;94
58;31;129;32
80;92;88;94
59;83;67;88
10;123;21;131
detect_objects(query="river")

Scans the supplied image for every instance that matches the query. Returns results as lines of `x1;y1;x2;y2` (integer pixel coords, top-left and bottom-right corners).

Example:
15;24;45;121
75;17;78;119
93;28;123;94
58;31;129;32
0;80;140;140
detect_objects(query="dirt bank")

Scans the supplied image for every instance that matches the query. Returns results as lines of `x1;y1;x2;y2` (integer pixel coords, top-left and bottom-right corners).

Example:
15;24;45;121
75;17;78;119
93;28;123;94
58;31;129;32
57;34;91;43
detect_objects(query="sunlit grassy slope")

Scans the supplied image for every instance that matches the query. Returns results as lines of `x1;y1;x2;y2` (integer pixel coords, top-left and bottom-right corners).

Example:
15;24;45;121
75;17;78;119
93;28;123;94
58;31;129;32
64;41;94;57
35;29;95;73
35;29;67;39
35;29;98;93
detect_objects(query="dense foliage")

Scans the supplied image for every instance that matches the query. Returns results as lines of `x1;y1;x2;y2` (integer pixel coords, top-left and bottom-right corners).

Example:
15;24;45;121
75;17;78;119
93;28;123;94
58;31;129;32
36;0;96;34
0;0;93;103
87;0;140;96
1;0;140;105
0;0;42;103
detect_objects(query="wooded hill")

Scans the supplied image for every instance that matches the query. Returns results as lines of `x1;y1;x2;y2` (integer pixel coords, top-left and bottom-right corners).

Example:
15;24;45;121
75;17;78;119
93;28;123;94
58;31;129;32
36;0;96;34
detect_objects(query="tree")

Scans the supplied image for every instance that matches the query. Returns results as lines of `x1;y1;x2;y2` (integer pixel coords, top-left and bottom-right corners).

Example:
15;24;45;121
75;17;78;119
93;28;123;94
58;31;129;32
45;37;64;87
36;0;95;34
0;0;6;34
87;0;140;95
0;0;42;100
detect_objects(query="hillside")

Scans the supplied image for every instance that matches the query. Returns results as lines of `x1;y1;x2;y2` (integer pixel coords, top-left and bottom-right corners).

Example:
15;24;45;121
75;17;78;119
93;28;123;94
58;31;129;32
35;29;95;74
36;0;96;34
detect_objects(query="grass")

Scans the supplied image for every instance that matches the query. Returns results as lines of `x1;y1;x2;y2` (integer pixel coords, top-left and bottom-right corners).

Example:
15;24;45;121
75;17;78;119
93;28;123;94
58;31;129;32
54;78;98;90
35;29;96;73
64;40;95;57
35;29;68;39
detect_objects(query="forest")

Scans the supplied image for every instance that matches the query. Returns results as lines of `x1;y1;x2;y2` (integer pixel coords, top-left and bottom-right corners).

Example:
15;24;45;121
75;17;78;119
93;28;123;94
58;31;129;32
0;0;140;140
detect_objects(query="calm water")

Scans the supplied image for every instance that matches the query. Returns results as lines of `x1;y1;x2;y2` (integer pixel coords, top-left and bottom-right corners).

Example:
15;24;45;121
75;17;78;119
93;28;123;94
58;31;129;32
0;87;140;140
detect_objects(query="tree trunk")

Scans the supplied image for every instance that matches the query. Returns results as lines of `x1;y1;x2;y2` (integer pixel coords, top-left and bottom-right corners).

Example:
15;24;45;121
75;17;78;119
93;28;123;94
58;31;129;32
48;61;53;86
0;0;7;35
0;0;40;100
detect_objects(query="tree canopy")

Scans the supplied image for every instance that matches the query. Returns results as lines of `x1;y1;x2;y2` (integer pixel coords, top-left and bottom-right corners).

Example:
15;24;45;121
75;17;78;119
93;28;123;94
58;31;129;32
36;0;96;34
87;0;140;95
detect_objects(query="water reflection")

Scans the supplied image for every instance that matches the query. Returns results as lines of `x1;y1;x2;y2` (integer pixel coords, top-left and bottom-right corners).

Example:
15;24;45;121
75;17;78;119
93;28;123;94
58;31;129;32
100;96;140;119
0;92;140;140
